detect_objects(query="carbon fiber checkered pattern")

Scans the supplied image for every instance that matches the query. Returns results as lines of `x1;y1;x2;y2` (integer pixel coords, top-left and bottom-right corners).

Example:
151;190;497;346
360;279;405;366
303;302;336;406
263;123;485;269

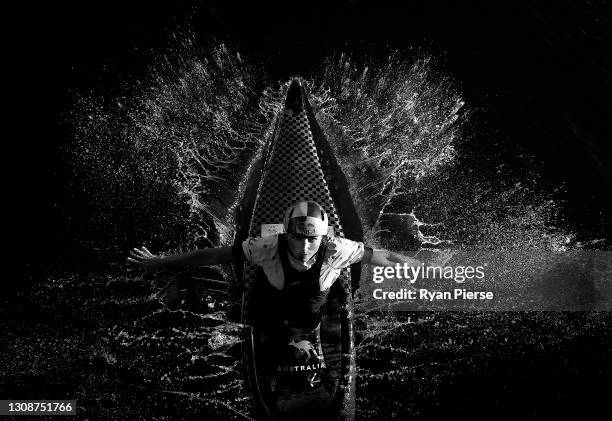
250;109;344;238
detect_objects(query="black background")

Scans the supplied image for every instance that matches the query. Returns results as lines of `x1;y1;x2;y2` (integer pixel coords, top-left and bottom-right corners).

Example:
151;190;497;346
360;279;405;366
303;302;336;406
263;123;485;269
13;0;611;272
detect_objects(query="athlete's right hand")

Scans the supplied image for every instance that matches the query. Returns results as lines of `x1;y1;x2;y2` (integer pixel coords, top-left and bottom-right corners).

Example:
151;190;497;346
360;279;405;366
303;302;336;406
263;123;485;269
127;246;164;273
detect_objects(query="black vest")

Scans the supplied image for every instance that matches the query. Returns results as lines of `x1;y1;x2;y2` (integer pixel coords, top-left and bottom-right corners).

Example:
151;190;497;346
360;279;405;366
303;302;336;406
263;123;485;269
252;234;329;332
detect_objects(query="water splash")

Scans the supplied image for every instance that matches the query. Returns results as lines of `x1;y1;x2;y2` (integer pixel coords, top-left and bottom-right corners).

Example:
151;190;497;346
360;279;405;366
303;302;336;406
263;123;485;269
70;39;274;259
308;53;464;239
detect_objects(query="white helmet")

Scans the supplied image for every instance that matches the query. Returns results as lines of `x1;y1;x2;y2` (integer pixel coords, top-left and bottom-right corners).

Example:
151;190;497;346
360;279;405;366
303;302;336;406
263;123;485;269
283;201;328;236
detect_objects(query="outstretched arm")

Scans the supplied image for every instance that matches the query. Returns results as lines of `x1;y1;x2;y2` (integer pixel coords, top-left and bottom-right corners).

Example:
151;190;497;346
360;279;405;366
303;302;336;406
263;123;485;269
361;247;454;267
128;246;235;273
361;248;423;267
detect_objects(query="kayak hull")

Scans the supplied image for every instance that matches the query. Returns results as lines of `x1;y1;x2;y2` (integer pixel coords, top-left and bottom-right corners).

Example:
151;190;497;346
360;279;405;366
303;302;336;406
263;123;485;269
237;80;357;420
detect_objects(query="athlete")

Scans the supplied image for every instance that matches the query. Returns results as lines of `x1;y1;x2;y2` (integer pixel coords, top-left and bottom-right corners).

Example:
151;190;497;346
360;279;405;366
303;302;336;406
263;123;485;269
128;200;425;303
128;201;442;371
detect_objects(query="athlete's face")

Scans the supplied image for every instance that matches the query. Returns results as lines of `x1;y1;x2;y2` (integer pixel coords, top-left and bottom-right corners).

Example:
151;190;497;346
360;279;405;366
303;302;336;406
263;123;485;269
287;233;323;262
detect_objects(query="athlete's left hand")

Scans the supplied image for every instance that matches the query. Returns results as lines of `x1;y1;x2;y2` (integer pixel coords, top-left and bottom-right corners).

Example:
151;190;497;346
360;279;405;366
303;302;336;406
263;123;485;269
127;246;164;273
